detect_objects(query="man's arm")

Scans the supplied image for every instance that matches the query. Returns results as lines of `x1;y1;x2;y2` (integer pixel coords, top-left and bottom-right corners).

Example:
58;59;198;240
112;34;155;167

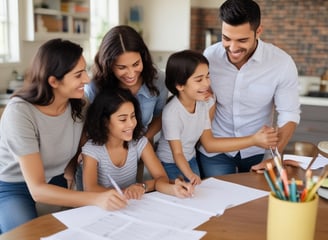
277;121;297;153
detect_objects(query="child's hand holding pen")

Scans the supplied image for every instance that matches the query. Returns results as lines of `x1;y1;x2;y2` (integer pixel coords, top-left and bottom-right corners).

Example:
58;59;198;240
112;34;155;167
188;173;202;185
174;176;195;198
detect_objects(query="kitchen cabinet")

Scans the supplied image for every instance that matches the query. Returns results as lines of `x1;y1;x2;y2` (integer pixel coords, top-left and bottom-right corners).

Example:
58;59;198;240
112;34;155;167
22;0;90;41
291;102;328;144
131;0;190;51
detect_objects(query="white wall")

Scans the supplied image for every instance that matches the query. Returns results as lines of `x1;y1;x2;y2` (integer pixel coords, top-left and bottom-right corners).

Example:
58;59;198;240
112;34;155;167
191;0;225;8
0;0;223;92
118;0;191;72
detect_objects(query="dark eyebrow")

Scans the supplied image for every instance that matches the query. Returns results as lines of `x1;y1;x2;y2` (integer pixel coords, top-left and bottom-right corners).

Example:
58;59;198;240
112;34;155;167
117;111;135;118
193;74;204;79
73;69;86;75
117;114;128;118
133;59;141;64
222;34;249;41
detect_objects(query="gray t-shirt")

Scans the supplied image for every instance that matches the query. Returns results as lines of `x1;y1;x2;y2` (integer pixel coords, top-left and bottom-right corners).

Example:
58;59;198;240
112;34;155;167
156;96;212;164
0;97;84;182
82;136;147;189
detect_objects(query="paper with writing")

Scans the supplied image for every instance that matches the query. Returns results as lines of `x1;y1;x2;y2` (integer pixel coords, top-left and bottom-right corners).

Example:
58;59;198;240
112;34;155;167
47;177;269;240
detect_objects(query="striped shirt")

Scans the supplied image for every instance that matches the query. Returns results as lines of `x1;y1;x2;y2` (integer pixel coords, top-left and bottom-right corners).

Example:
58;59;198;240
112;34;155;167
82;136;147;189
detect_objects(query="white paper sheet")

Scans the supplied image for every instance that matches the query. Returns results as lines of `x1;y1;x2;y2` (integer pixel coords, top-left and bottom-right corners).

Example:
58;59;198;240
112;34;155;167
147;177;269;216
54;200;211;230
283;154;328;169
48;209;206;240
41;228;106;240
50;177;269;240
41;221;205;240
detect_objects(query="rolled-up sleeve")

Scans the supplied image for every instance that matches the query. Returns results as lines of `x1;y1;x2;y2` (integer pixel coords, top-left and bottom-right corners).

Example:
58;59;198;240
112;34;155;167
275;58;301;127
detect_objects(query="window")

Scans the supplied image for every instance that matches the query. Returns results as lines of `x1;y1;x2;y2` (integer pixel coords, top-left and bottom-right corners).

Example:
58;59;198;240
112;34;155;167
89;0;118;62
0;0;19;63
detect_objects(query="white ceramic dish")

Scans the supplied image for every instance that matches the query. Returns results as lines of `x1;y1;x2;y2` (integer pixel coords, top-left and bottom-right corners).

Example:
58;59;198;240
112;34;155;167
318;141;328;154
318;187;328;200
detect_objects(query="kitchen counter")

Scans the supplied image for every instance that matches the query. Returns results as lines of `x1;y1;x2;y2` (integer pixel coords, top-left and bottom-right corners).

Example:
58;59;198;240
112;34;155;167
0;94;11;107
299;95;328;106
291;99;328;144
0;94;10;117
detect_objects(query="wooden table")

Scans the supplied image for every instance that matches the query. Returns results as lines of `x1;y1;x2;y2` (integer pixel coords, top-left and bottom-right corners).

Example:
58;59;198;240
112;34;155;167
1;167;327;240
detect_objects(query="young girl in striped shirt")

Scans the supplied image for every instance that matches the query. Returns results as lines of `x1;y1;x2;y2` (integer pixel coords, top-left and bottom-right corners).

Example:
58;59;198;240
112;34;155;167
81;88;194;201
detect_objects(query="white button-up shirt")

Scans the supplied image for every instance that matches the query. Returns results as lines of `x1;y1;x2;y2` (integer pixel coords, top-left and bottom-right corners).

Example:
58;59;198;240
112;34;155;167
199;39;300;158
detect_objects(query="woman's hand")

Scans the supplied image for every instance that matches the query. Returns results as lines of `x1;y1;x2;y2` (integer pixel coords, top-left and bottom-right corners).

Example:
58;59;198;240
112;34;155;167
124;184;145;200
96;189;128;211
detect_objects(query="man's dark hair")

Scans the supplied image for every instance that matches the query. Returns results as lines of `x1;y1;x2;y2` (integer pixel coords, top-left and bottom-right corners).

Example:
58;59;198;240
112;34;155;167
219;0;261;31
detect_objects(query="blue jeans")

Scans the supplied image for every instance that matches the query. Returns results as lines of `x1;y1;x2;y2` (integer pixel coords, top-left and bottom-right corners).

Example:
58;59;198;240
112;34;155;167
0;174;67;234
197;151;264;178
161;157;200;182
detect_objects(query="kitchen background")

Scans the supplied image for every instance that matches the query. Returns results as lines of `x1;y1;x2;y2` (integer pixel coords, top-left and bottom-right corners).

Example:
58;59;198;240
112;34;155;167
191;0;328;77
0;0;327;91
0;0;327;143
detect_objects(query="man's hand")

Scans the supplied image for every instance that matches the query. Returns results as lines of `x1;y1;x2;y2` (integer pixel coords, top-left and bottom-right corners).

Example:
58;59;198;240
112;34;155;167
251;158;274;173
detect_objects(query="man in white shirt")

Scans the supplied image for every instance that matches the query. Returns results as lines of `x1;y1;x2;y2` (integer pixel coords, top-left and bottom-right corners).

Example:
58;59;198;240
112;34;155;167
197;0;300;177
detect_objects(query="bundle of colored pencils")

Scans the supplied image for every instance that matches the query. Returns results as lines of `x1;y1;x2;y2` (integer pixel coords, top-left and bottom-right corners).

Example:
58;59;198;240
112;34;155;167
264;148;328;202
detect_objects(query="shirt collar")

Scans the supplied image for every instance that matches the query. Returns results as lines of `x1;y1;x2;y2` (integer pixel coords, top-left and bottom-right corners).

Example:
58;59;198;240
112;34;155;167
137;82;152;98
250;39;264;63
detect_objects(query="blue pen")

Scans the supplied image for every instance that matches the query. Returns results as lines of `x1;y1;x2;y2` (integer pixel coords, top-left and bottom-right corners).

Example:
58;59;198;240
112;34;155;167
264;170;281;199
275;178;287;200
289;178;297;202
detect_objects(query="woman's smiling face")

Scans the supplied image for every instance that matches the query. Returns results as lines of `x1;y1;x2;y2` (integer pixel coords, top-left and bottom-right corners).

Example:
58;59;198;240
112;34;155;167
112;51;143;88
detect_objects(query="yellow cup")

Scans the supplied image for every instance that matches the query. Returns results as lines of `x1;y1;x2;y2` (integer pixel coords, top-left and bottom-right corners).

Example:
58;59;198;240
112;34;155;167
267;192;318;240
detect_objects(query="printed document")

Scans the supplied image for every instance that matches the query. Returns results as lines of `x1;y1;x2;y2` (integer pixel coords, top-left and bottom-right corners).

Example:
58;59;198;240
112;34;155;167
42;177;268;240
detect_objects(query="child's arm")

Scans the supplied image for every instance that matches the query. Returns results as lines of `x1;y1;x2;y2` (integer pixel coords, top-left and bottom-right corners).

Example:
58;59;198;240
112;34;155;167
141;141;194;198
200;126;278;153
207;91;216;121
82;154;110;192
168;140;201;185
83;154;146;200
208;103;216;121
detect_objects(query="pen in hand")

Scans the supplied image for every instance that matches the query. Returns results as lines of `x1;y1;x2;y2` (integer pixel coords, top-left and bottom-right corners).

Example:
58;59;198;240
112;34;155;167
178;175;195;197
108;174;124;196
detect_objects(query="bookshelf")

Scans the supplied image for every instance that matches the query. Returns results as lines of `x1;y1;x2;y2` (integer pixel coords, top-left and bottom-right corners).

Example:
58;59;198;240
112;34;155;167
22;0;90;41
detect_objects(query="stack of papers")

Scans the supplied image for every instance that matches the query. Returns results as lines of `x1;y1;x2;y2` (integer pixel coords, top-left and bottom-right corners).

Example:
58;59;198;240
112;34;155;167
41;178;269;240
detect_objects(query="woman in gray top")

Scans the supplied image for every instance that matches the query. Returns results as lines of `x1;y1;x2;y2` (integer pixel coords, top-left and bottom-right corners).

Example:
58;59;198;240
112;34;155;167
0;39;128;234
